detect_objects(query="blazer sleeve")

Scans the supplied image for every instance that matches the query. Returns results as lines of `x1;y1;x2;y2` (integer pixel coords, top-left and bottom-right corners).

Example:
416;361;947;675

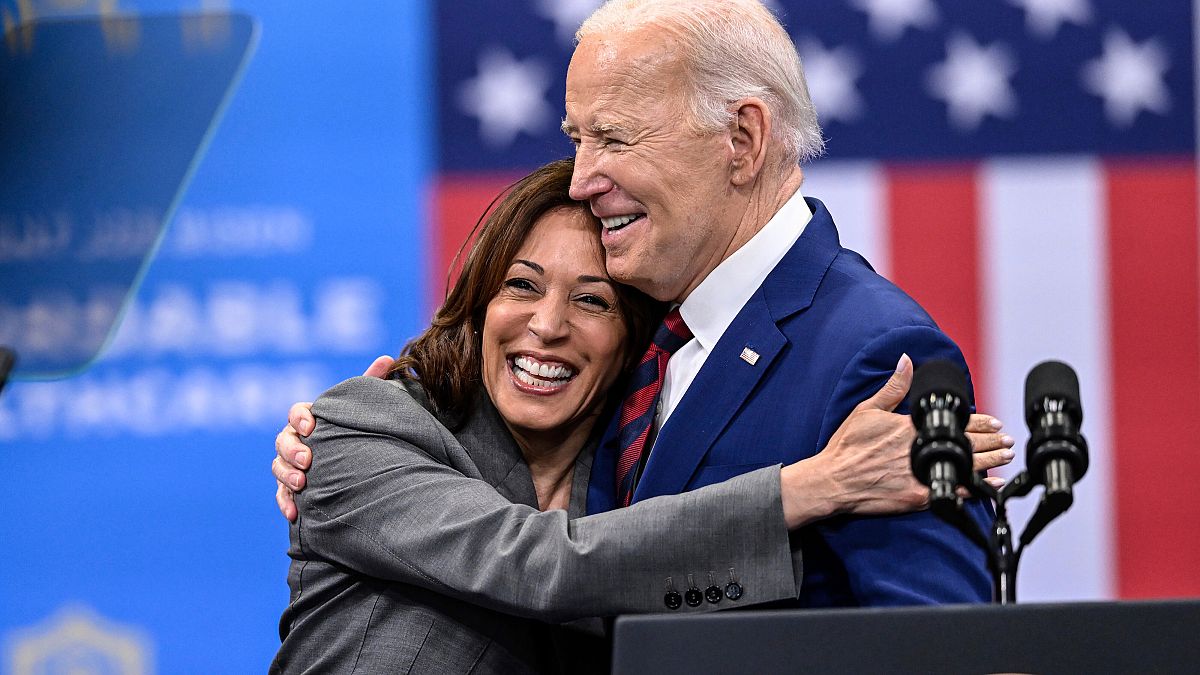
294;377;802;623
812;325;994;606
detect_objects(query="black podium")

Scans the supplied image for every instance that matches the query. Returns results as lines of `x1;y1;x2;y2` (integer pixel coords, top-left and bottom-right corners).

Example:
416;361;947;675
612;600;1200;674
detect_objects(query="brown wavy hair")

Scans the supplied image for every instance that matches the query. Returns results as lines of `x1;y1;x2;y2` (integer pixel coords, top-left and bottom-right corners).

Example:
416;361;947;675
389;158;665;415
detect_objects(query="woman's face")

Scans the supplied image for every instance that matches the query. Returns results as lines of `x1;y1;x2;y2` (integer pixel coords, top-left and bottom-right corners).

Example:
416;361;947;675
482;206;629;441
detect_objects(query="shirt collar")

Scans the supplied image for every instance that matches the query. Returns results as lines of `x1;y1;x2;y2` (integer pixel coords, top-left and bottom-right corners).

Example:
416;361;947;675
679;189;812;351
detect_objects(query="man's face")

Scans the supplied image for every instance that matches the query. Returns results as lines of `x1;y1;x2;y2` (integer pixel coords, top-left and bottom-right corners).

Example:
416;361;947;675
564;31;738;303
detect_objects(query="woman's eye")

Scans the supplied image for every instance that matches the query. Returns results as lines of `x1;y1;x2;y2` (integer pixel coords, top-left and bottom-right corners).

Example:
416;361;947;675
577;294;611;310
504;278;536;292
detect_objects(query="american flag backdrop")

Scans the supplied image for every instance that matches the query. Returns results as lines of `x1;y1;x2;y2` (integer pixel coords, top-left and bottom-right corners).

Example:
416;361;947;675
432;0;1200;601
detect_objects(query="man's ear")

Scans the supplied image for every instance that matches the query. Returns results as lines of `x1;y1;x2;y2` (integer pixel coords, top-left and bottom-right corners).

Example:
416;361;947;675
729;98;770;186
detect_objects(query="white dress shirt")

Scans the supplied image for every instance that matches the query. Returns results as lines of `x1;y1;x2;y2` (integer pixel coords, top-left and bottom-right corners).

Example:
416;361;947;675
656;190;813;431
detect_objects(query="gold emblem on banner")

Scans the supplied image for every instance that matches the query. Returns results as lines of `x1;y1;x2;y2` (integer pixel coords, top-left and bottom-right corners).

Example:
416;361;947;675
5;605;152;675
2;0;233;56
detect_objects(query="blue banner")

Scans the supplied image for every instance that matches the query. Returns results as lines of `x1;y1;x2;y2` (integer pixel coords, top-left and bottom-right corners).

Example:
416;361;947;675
0;1;429;671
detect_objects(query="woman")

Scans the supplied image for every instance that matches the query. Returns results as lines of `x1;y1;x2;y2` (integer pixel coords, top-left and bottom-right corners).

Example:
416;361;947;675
271;159;1011;673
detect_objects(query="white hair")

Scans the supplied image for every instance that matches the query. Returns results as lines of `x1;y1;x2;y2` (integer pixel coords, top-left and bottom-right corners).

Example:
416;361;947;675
577;0;824;166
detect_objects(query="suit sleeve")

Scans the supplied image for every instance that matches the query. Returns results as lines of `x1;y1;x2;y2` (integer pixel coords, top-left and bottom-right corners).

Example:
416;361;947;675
812;325;994;606
294;377;802;623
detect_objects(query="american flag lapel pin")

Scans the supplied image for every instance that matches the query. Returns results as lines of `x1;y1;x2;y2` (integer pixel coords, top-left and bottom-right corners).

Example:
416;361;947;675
739;347;760;366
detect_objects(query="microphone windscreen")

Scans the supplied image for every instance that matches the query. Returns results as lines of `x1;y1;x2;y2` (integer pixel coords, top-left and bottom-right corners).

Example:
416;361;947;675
1024;360;1081;426
910;359;969;406
0;347;13;382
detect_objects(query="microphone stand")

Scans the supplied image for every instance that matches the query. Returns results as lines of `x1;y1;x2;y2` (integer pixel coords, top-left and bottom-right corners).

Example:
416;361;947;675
937;469;1073;605
913;359;1086;605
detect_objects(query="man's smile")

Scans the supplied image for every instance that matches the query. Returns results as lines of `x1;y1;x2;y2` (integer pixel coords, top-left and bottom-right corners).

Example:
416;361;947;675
600;213;646;231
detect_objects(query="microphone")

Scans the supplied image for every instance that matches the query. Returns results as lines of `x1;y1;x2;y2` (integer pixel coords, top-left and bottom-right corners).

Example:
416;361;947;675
909;360;974;510
0;347;14;398
1024;361;1089;509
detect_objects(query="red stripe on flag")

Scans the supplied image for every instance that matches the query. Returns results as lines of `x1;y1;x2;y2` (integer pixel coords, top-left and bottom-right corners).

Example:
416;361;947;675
429;172;523;311
885;165;988;405
1107;160;1200;598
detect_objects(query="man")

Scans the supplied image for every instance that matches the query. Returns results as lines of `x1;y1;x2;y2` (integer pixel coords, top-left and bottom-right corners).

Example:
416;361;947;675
562;0;991;605
276;0;1005;607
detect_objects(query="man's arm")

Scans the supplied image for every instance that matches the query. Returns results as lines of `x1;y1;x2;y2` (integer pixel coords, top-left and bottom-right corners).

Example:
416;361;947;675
781;354;1010;524
811;325;995;605
273;355;393;521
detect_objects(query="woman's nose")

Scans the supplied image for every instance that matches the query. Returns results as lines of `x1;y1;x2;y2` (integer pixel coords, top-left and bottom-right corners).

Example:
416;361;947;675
527;297;569;342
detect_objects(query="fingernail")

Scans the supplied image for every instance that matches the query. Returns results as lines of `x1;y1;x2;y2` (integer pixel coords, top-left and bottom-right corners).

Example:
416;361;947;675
290;475;302;490
1001;449;1015;460
296;450;309;464
299;420;312;434
990;418;1004;430
1000;435;1015;447
896;353;910;371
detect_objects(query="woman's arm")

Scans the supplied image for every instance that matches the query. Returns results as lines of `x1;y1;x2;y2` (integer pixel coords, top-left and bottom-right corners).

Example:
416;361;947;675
283;365;1012;622
294;376;800;623
276;358;1011;523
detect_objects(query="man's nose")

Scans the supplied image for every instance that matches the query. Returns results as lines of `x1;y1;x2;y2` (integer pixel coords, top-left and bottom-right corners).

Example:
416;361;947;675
569;144;613;202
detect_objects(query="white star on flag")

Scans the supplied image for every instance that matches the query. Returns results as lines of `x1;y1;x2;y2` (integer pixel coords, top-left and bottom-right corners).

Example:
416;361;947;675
535;0;604;45
850;0;939;42
457;47;554;148
798;38;864;124
1081;29;1171;128
1007;0;1092;39
926;33;1018;131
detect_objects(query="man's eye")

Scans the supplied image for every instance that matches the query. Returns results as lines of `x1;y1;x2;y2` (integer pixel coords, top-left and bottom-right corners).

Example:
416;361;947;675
603;138;627;148
568;136;581;147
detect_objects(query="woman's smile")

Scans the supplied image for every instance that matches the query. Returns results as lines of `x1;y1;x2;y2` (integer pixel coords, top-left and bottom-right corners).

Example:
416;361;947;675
508;354;578;393
481;206;628;443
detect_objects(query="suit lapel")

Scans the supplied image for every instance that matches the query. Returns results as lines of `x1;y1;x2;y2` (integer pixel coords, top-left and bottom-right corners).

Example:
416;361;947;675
633;296;787;500
632;198;844;500
451;393;540;509
567;443;594;518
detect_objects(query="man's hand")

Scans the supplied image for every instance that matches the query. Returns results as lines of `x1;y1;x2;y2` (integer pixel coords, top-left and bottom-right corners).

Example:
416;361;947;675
273;355;394;522
779;354;1014;529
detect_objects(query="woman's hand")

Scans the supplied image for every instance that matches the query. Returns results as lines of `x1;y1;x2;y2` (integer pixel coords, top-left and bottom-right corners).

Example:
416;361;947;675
273;355;394;522
779;355;1015;529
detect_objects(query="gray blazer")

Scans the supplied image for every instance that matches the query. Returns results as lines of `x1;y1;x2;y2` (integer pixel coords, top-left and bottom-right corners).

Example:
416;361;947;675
272;377;802;674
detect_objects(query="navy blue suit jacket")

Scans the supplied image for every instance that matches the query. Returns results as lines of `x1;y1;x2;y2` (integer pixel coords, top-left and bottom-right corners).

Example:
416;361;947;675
588;198;991;607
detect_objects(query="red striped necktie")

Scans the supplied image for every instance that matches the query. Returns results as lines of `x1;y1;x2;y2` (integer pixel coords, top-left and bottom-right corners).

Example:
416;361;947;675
615;308;693;507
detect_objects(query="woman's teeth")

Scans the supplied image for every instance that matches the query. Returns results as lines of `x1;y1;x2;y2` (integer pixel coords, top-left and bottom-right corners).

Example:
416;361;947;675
512;356;575;389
